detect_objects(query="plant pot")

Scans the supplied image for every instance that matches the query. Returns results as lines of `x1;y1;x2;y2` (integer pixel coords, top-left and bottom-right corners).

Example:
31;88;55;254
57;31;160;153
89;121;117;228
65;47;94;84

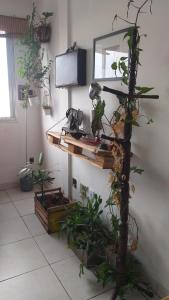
35;25;51;43
20;175;33;192
72;246;104;269
34;187;75;234
68;234;105;268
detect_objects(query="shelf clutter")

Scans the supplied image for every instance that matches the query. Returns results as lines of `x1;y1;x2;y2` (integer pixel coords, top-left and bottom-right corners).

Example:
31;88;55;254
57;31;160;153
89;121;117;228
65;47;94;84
47;131;114;169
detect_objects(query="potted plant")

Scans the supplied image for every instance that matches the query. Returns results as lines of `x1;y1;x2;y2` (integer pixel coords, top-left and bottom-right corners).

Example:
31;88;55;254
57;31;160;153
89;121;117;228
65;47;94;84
18;161;34;192
33;153;75;233
35;12;53;43
61;193;113;269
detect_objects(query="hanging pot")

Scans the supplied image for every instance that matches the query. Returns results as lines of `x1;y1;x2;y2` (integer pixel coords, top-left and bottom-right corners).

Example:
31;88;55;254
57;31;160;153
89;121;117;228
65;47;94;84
36;25;51;43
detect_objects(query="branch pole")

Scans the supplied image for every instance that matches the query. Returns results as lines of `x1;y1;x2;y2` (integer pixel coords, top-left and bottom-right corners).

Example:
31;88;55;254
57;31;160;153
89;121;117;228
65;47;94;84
111;26;138;300
103;86;159;100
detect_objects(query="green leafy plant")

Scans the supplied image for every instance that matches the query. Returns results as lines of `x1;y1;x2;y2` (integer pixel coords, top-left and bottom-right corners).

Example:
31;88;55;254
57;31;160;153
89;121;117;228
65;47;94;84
61;192;117;273
91;100;105;137
40;12;53;25
62;193;105;250
96;255;154;300
33;152;54;206
17;3;52;107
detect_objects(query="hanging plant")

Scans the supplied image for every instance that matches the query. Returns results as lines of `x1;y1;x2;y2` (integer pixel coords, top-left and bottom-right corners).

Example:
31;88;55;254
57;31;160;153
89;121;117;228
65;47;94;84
17;3;53;107
35;12;53;43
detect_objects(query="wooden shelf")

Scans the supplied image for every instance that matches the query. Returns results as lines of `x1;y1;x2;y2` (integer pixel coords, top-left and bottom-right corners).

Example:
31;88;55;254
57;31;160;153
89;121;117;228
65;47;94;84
47;132;114;169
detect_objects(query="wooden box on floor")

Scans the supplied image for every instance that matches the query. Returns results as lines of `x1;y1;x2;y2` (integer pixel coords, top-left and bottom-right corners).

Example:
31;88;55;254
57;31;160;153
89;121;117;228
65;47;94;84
34;187;75;234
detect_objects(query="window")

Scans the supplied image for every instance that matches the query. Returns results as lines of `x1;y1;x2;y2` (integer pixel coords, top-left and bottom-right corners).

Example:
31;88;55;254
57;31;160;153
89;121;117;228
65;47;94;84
0;33;15;119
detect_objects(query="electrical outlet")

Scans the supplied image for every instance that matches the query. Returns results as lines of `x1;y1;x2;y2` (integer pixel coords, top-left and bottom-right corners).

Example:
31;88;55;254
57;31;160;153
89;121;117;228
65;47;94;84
29;157;34;164
72;178;77;189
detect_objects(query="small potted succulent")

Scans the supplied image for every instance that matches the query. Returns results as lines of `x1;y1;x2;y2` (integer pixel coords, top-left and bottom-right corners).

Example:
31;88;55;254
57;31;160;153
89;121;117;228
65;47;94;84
35;12;53;43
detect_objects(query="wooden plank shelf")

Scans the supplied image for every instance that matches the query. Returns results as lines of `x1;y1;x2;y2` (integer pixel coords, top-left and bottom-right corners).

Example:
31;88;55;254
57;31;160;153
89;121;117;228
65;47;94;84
47;131;114;169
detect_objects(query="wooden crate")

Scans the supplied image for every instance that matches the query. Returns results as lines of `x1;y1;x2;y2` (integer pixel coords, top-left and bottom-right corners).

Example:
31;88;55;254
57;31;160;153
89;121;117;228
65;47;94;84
34;187;75;234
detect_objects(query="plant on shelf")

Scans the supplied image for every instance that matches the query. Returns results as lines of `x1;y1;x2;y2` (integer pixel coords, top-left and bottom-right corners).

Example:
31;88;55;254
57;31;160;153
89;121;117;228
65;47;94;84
91;99;105;137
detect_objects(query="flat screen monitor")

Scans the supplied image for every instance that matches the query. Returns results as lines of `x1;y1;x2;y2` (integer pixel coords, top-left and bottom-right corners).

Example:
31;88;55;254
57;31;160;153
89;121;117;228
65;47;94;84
55;49;86;88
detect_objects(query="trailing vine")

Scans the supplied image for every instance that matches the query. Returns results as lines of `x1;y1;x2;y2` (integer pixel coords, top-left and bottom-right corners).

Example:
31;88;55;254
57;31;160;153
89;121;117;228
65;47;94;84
95;1;159;299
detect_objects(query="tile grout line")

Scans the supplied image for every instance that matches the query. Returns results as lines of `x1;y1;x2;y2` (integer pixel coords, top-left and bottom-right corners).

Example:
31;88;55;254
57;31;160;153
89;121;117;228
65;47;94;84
49;264;73;300
87;288;113;300
21;209;74;300
1;190;110;300
0;265;49;284
29;229;73;300
0;189;74;298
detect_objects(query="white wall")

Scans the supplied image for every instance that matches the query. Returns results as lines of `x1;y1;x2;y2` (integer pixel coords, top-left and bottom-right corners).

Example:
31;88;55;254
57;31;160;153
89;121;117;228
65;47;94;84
0;0;43;187
38;0;70;195
39;0;169;296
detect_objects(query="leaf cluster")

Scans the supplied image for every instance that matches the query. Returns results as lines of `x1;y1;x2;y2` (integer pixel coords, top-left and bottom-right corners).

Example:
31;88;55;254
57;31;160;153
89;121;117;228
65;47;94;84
92;100;105;137
33;169;54;189
96;255;154;299
17;3;52;92
61;194;109;255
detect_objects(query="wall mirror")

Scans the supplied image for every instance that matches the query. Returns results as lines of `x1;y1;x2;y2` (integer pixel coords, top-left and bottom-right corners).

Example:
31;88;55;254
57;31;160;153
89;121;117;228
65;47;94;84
93;28;131;82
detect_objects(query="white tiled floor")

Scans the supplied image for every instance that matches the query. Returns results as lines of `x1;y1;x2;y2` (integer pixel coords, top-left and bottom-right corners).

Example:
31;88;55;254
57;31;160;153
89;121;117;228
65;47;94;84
0;188;161;300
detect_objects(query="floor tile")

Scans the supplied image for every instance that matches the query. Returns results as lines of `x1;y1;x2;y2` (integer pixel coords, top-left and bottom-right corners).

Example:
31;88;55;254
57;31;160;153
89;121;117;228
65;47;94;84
0;191;10;204
7;188;34;202
0;266;70;300
0;238;47;281
0;202;19;221
35;233;74;264
14;198;34;216
23;214;46;236
91;289;160;300
52;256;108;300
0;217;31;246
90;290;113;300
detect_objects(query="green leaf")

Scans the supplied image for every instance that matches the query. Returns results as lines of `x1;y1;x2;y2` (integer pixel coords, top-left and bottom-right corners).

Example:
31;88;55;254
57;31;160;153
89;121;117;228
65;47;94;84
38;152;44;166
135;86;154;95
130;166;144;175
114;111;121;122
79;263;84;277
111;62;117;70
120;56;128;61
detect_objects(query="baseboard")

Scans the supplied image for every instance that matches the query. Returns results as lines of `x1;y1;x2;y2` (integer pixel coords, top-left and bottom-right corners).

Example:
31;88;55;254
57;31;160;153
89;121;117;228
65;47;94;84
0;181;19;191
151;276;169;298
144;266;169;298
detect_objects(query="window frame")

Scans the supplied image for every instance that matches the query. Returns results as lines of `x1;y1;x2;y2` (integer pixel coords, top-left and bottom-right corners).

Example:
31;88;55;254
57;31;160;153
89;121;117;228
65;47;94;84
0;36;16;121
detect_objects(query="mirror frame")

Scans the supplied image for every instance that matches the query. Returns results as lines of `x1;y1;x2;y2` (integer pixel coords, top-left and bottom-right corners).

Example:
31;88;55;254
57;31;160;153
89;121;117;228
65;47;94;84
92;27;132;82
